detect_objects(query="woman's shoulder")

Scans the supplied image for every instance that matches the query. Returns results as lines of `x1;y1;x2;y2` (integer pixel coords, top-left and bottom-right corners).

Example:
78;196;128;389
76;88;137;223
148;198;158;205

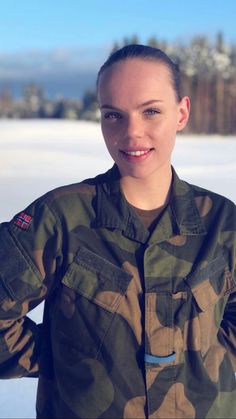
188;181;235;208
41;170;111;206
186;181;236;226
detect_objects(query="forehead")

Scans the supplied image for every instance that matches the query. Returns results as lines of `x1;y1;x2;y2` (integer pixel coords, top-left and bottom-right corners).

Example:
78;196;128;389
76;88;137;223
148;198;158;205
97;58;174;104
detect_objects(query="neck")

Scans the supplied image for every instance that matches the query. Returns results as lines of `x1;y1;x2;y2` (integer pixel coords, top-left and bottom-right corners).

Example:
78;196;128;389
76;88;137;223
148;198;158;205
120;165;172;210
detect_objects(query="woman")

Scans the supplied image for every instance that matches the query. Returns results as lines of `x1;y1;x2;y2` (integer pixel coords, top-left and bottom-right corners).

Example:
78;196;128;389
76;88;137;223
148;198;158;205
0;45;235;419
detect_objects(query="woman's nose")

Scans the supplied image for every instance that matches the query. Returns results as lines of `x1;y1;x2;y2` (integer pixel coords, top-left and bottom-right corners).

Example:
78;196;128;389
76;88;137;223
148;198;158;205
125;115;143;140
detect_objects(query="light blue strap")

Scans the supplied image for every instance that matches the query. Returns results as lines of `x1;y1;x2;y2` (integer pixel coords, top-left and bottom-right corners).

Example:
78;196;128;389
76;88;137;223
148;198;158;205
144;353;176;364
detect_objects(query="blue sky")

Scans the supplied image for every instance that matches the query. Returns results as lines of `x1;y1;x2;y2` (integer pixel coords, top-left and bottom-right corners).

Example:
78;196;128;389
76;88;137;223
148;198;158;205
1;0;236;52
0;0;235;98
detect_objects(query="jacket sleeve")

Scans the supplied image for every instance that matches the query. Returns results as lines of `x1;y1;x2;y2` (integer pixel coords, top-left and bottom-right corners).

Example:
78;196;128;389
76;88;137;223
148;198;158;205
0;197;62;378
218;290;236;372
217;204;236;372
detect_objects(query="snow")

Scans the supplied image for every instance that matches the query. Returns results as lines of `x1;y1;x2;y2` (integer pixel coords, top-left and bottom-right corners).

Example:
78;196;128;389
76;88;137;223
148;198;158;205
0;120;235;418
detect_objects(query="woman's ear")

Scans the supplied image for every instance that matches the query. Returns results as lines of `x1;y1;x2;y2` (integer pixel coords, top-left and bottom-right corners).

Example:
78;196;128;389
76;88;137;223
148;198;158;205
177;96;191;131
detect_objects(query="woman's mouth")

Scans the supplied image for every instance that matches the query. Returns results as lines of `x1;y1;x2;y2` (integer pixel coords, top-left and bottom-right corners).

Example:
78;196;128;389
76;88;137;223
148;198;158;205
120;148;154;160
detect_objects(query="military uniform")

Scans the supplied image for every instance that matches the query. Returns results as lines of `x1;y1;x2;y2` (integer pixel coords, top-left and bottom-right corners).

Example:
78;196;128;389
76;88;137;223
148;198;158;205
0;165;236;419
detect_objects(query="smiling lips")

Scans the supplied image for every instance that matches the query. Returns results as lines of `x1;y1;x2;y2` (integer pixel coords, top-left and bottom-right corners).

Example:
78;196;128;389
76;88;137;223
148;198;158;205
120;148;154;160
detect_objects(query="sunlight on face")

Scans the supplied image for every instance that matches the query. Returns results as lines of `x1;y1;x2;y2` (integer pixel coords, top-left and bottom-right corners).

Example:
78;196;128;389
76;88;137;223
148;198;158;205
97;58;190;181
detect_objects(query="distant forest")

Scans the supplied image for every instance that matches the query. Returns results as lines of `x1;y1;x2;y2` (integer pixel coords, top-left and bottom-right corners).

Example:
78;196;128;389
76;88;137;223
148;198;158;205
110;33;236;135
0;33;236;134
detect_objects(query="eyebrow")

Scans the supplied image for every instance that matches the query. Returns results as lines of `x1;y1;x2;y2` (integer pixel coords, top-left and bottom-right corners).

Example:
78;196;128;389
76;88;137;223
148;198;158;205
100;99;164;110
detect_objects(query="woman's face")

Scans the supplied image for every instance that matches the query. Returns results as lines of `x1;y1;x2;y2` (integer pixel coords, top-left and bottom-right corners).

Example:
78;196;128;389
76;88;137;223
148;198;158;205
97;58;190;180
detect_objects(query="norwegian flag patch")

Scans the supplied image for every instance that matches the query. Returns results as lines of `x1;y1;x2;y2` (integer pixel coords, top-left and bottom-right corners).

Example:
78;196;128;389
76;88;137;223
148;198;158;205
13;212;32;230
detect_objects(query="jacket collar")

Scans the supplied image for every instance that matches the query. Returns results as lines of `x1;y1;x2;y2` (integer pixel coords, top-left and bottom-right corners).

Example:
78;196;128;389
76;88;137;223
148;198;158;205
95;165;206;243
170;167;207;236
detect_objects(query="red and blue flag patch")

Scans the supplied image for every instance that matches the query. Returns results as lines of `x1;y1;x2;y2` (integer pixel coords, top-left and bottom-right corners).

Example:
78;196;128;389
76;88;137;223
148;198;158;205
13;212;32;230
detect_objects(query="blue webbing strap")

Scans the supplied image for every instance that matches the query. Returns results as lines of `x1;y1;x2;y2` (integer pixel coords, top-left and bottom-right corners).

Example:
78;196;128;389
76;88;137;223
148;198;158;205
144;353;176;364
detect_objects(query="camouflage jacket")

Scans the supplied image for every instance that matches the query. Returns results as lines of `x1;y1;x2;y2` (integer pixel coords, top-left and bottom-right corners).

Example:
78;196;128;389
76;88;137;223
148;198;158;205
0;165;236;419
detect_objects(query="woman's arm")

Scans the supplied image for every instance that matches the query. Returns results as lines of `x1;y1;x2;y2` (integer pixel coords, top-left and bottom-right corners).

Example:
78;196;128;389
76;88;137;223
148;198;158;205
0;198;62;378
218;290;236;372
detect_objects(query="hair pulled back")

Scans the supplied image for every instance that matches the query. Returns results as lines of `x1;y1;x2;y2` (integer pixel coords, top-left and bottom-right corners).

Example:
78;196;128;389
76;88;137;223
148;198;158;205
97;44;181;102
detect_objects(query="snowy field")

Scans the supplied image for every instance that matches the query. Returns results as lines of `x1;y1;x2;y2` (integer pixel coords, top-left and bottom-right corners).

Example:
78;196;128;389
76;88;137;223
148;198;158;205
0;119;236;418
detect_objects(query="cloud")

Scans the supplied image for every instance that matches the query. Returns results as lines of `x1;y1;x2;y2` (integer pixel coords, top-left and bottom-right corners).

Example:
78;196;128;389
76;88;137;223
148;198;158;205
0;46;110;80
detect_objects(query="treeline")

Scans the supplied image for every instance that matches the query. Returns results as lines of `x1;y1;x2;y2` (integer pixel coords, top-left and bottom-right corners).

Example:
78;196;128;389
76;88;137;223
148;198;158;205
0;85;100;122
111;34;236;134
1;33;235;134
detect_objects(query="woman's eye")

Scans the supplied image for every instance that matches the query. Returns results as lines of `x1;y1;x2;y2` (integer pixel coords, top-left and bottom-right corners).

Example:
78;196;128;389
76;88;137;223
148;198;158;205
144;108;160;116
103;112;122;121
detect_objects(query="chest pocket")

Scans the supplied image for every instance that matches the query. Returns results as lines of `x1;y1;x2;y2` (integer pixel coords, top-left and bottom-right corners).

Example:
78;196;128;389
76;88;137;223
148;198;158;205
54;246;132;358
185;254;236;356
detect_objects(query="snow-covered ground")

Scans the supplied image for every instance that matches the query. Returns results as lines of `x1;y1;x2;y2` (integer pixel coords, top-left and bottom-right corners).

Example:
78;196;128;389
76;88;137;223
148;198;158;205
0;120;236;418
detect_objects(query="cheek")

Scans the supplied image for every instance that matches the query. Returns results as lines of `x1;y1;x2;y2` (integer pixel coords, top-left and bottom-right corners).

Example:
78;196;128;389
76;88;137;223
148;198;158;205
165;136;176;160
153;125;176;155
102;124;119;147
101;130;118;156
101;122;113;139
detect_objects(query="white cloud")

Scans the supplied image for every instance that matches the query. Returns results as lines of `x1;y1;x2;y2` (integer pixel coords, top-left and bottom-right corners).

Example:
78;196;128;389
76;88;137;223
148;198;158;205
0;46;110;79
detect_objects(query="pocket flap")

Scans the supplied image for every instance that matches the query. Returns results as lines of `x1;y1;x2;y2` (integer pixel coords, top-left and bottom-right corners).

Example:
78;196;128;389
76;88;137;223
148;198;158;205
185;254;235;311
0;227;42;302
62;246;132;312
